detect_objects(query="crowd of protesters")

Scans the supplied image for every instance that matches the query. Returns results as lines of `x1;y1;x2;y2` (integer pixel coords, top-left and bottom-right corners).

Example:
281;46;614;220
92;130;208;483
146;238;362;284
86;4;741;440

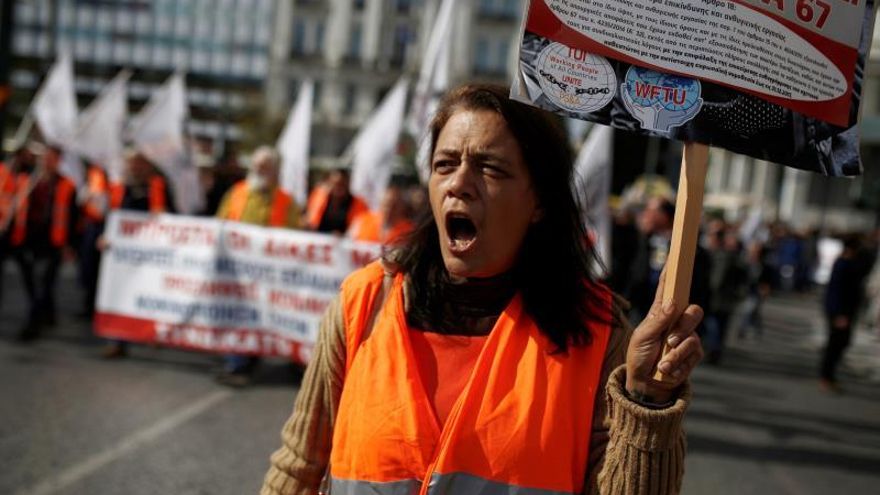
1;138;878;392
0;140;425;386
607;195;879;391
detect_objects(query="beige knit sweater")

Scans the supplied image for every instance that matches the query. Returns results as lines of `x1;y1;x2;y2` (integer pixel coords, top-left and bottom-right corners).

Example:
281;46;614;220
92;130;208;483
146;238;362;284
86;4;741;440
261;285;690;495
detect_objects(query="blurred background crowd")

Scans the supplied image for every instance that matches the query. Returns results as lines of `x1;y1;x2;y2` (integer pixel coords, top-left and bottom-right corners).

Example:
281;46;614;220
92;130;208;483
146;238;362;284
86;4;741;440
2;137;879;392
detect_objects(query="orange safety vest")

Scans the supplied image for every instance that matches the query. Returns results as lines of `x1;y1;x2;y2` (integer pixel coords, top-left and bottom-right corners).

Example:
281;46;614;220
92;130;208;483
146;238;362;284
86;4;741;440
330;262;613;495
347;211;414;245
109;176;167;213
11;174;77;247
224;180;293;227
82;166;109;222
305;185;369;230
0;163;15;227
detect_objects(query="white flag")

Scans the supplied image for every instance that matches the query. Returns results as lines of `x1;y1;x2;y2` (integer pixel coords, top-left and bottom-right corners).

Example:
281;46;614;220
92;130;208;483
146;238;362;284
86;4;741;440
277;80;313;206
70;70;130;181
32;50;78;148
350;78;408;210
573;124;614;276
129;73;201;214
408;0;457;183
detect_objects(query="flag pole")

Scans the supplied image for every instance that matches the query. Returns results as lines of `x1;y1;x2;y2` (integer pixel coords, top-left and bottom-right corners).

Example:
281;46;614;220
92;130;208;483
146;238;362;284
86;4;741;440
653;141;709;382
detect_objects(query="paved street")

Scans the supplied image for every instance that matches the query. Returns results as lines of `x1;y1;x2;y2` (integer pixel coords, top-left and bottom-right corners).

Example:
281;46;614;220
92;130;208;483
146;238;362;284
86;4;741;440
2;262;880;495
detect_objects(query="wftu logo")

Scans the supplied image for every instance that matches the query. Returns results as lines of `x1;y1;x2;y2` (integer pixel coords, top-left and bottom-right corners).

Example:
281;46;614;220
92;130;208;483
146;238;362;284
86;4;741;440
621;67;703;133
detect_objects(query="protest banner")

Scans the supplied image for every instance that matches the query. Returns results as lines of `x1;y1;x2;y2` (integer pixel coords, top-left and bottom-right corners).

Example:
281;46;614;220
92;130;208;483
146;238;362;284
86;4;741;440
513;0;876;176
512;0;876;380
94;211;380;363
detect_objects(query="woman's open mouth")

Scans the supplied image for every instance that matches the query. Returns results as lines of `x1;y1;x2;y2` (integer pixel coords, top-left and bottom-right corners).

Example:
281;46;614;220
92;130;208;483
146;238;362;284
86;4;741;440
445;213;478;254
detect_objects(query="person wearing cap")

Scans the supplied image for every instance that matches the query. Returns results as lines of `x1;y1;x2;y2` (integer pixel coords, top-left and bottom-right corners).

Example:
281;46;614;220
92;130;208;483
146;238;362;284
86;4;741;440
100;149;175;358
10;143;79;341
305;168;369;234
346;184;414;246
215;146;302;387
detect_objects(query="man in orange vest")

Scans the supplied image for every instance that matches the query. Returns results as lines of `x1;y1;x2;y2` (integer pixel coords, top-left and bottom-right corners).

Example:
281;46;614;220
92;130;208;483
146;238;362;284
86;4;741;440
216;146;301;228
11;143;79;341
305;168;368;234
101;150;175;358
77;162;110;318
0;144;31;310
109;149;175;214
346;185;414;246
215;146;302;386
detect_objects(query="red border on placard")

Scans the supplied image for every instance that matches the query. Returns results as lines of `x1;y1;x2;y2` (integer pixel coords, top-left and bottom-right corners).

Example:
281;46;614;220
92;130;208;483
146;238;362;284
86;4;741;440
94;312;308;363
526;0;858;127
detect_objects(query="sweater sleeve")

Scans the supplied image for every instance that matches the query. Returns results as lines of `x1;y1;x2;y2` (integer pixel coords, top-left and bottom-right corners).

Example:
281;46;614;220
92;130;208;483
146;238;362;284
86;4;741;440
261;296;346;495
585;296;690;495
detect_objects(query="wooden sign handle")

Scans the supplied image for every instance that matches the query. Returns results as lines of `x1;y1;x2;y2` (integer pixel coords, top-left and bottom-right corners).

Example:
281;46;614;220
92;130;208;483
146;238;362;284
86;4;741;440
653;142;709;382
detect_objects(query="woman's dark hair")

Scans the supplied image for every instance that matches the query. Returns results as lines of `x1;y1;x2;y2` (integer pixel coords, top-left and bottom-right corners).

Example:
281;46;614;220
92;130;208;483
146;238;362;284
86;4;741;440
395;83;610;351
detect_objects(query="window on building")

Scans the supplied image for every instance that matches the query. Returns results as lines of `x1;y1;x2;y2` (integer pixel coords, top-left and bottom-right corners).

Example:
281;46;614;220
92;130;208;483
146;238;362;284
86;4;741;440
478;0;520;19
348;23;362;59
113;40;132;64
502;0;521;17
291;19;306;55
313;81;323;111
341;84;358;116
473;36;509;75
353;0;366;11
252;54;269;78
473;36;491;74
391;24;414;67
495;39;510;72
395;0;414;13
314;21;326;52
13;31;34;56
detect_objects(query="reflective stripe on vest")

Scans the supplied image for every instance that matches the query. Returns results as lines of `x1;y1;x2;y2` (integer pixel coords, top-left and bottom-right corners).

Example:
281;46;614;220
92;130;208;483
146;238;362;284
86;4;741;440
331;472;576;495
226;181;292;227
330;262;612;495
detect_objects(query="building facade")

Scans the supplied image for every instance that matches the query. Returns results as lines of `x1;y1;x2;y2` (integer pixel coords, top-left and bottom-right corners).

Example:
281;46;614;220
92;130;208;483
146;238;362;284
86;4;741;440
8;0;277;148
6;0;877;230
264;0;525;169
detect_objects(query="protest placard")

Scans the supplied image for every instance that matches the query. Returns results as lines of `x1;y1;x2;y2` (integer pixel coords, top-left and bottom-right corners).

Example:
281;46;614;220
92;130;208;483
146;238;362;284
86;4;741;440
94;211;380;363
513;0;876;176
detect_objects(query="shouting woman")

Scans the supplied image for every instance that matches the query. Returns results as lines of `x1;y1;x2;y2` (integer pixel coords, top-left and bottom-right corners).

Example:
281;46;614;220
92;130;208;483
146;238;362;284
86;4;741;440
261;84;704;495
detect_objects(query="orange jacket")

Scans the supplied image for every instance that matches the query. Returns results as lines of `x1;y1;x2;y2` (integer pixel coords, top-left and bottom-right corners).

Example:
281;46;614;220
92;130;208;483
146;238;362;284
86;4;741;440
10;174;77;247
109;176;168;213
347;210;413;245
305;185;368;231
224;180;293;227
330;262;613;495
0;162;16;228
82;166;109;222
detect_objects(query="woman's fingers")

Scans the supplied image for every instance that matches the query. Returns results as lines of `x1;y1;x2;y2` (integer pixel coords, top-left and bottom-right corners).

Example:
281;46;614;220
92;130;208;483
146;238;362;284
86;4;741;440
657;335;703;377
637;300;679;342
664;305;704;348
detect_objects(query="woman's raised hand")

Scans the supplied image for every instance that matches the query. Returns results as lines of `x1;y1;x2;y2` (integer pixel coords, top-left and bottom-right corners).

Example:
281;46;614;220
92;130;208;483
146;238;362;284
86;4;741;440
625;267;704;404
